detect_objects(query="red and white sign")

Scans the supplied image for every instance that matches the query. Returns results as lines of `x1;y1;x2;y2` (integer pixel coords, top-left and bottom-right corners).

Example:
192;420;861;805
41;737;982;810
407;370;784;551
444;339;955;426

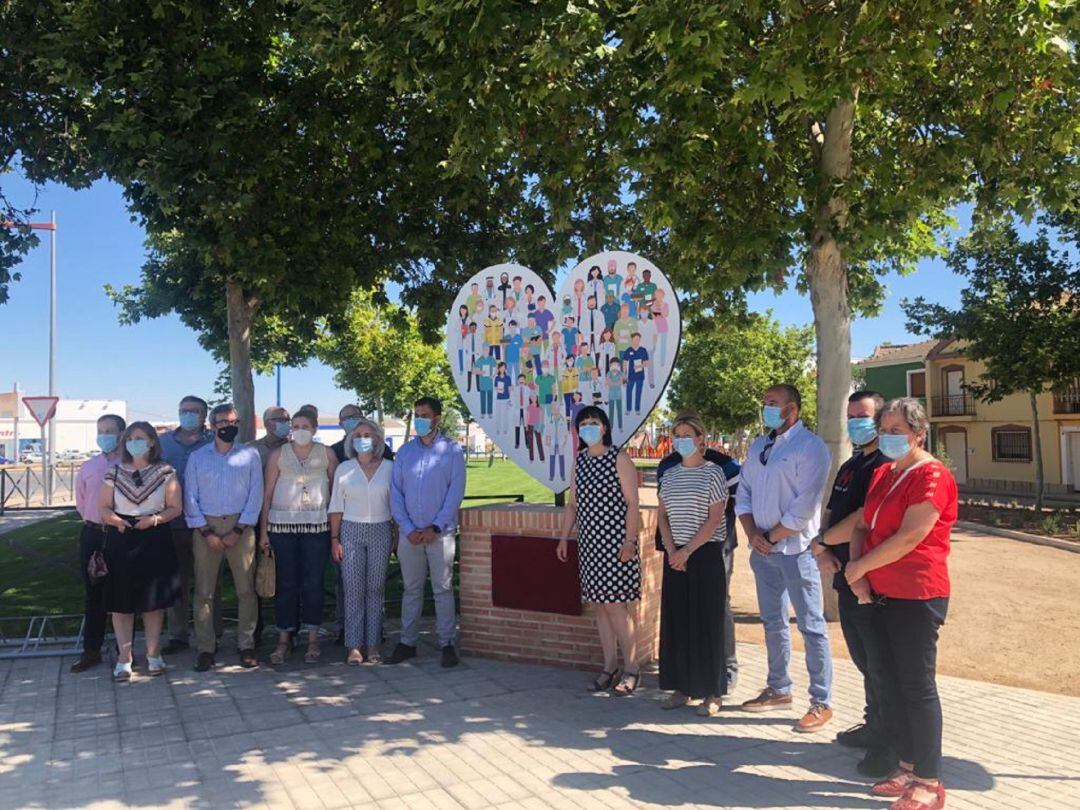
22;396;60;428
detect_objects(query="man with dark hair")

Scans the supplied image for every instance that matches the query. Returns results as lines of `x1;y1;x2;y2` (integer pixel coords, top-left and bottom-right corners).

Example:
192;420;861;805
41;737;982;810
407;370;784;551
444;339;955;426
812;390;894;775
655;434;742;690
389;396;466;667
161;395;218;655
70;413;126;672
331;404;394;463
737;383;834;733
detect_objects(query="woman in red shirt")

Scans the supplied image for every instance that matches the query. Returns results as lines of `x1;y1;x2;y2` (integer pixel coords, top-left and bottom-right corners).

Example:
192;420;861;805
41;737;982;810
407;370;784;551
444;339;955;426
845;398;957;810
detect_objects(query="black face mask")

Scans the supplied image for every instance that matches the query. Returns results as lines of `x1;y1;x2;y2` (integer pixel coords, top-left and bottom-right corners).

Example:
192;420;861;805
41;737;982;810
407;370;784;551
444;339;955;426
217;425;239;443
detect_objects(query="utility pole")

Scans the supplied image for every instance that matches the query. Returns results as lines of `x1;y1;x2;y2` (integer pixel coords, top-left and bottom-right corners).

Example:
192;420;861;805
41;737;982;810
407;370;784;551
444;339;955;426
47;211;57;505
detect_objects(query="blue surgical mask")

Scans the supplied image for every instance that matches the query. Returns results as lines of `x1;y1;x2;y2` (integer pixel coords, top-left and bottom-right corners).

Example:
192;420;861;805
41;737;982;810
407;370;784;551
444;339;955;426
847;417;878;447
179;412;202;431
762;405;784;430
353;437;374;455
96;434;119;454
579;424;603;447
272;421;291;439
341;416;361;433
126;439;150;458
413;417;433;436
879;434;912;460
673;437;698;458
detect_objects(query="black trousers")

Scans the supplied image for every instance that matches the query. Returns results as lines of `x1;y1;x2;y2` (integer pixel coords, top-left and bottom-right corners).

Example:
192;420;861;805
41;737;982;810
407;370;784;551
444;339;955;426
721;543;738;687
78;524;108;654
837;583;892;746
878;597;949;779
659;543;728;698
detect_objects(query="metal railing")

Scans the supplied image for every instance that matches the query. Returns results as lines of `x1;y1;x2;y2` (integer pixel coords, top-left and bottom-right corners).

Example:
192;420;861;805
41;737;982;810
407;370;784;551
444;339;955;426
1053;382;1080;414
930;394;977;417
0;464;80;514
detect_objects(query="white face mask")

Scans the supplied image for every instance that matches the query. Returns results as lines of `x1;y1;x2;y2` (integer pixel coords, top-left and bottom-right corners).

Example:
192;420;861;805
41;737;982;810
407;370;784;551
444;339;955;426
292;429;314;446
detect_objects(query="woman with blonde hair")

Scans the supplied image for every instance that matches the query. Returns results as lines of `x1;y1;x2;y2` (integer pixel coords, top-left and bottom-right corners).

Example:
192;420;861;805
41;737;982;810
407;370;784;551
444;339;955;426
329;417;395;665
261;406;338;664
98;421;183;680
656;412;730;716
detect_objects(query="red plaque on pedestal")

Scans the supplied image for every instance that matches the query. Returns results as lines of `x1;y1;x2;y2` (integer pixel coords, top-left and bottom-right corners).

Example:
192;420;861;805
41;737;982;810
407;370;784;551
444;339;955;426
491;535;583;616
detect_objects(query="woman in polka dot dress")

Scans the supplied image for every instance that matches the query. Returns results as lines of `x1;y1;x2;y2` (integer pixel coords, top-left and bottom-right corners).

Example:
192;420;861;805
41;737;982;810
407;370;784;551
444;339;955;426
557;406;642;695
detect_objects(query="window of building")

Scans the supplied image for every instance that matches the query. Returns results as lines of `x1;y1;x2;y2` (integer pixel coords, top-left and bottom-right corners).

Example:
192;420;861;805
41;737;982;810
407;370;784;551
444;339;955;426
991;425;1032;462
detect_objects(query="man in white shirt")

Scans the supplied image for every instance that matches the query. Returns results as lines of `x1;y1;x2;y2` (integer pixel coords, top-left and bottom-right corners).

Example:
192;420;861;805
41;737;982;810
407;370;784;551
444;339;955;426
735;383;834;733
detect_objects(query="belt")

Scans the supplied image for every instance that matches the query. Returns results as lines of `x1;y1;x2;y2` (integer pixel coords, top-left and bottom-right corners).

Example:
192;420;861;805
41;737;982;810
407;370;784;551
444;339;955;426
84;520;106;531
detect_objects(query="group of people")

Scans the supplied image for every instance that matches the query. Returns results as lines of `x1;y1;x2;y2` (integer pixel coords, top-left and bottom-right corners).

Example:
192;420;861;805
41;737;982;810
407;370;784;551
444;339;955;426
72;395;466;679
452;262;672;481
556;385;956;810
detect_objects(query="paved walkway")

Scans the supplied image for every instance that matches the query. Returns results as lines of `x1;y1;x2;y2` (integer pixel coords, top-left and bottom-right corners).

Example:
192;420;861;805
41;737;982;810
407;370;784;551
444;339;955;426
0;508;73;536
1;626;1078;809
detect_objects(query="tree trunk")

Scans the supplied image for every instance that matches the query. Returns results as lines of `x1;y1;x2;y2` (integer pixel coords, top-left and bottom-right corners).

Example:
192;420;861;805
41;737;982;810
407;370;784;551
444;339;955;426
225;278;261;443
807;96;857;622
404;408;413;443
1029;390;1045;512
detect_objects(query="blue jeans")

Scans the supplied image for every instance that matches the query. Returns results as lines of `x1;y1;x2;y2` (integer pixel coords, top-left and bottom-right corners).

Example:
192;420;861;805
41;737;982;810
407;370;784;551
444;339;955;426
749;548;832;706
270;530;331;631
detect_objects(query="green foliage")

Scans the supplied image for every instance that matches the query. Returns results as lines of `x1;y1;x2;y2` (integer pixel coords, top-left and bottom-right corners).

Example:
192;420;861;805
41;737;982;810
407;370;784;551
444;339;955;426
669;313;817;434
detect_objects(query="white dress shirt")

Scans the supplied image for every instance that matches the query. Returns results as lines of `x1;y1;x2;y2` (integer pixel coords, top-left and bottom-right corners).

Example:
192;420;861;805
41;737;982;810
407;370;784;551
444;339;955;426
328;458;393;523
735;420;831;555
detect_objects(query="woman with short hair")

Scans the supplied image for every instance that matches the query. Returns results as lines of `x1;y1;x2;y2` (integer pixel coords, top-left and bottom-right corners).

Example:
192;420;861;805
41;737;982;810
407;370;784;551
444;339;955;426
98;421;183;681
261;406;338;665
328;418;394;665
656;413;730;716
845;397;958;810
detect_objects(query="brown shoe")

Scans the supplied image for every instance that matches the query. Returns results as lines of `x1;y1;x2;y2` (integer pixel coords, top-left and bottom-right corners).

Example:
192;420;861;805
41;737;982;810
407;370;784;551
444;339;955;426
741;687;793;712
794;703;833;733
70;651;102;673
238;649;258;669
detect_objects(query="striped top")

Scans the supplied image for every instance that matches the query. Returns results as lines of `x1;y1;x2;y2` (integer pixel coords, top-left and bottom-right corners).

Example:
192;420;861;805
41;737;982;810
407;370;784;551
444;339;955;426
658;461;729;547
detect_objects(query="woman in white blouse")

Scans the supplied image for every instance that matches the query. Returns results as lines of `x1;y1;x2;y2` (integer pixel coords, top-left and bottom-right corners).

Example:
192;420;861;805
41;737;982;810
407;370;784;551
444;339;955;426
329;417;394;665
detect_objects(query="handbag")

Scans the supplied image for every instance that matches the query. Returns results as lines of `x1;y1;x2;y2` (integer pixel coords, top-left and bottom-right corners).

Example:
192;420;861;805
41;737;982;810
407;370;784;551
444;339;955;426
87;532;109;584
255;547;277;598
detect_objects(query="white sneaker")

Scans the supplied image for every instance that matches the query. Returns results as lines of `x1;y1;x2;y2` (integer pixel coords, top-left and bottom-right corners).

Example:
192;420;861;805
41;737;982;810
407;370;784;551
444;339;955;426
147;656;167;676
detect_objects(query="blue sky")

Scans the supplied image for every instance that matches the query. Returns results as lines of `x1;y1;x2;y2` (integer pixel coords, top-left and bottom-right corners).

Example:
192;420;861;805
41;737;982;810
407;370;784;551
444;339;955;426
2;175;969;421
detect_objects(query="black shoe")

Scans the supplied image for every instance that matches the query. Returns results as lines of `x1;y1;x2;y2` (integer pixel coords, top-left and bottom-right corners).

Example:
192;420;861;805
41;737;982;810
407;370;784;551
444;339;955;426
387;643;417;664
70;651;102;673
336;629;345;647
441;645;459;668
857;747;898;778
161;639;189;656
238;649;258;669
194;652;215;672
835;723;876;749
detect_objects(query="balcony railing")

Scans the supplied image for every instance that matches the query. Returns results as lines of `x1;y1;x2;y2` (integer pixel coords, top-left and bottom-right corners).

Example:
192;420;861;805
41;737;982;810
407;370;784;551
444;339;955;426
1053;382;1080;414
930;394;976;417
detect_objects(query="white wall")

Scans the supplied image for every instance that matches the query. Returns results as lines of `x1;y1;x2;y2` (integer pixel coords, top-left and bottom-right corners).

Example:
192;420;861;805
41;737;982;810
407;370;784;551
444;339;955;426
0;398;128;456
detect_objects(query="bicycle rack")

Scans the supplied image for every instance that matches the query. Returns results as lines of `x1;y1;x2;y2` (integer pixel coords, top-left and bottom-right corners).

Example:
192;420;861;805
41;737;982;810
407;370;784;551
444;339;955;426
0;613;86;660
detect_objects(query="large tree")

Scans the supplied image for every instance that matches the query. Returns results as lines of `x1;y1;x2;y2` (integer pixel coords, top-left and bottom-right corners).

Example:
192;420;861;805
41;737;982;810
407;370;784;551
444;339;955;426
904;219;1080;510
367;0;1080;481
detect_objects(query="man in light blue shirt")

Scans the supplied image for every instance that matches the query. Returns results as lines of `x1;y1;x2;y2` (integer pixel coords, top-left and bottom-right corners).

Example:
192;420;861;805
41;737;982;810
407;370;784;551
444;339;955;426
389;396;467;667
736;383;834;733
184;403;263;671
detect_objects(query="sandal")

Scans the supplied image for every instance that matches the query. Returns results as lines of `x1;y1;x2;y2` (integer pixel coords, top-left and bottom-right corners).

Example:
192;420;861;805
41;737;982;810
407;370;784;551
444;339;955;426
146;656;167;676
113;662;133;682
661;691;690;710
890;782;946;810
364;649;383;665
872;768;916;797
304;641;321;664
346;648;364;666
613;671;640;696
270;640;291;666
587;669;621;693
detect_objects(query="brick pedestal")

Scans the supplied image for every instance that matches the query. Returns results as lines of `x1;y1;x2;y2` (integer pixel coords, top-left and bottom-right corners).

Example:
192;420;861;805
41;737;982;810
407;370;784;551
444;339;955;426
459;502;661;670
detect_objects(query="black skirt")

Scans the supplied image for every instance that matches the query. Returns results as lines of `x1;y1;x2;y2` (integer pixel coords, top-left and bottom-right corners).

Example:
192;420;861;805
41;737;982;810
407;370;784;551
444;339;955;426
103;520;181;614
659;542;728;699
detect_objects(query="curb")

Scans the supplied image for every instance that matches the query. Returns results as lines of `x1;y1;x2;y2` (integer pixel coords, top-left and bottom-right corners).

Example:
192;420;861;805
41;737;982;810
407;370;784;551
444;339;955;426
956;520;1080;554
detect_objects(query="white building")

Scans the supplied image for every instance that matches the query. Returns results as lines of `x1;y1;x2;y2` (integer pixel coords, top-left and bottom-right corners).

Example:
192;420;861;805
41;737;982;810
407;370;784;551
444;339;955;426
0;389;128;459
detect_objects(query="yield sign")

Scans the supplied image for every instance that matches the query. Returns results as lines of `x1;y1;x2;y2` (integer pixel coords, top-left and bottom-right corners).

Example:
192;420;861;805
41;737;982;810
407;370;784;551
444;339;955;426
22;396;60;428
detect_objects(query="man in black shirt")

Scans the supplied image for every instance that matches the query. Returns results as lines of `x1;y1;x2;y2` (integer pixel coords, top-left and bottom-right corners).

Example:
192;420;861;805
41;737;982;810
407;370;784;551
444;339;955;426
657;444;742;690
811;390;893;776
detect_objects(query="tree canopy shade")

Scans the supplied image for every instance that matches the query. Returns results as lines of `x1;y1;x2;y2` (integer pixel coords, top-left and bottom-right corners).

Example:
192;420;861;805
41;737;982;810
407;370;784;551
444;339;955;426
369;0;1080;479
904;219;1080;510
669;313;817;436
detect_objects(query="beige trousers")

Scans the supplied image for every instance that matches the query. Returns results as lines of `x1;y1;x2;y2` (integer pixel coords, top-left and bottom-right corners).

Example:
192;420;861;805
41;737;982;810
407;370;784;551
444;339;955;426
193;515;257;654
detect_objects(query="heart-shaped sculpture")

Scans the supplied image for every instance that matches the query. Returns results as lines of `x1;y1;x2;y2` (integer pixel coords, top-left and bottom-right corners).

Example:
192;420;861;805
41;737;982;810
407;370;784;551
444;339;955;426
445;251;681;493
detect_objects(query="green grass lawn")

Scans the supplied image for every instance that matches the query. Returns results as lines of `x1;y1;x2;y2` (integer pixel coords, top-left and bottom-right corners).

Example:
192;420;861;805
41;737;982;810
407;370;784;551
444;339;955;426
0;462;558;620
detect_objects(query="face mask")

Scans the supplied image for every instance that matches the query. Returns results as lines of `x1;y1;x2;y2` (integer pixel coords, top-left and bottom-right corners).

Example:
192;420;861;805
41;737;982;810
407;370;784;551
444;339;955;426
579;424;603;447
847;417;878;447
96;434;119;454
126;439;150;458
179;412;202;431
272;421;291;439
292;429;313;446
353;436;374;455
216;425;239;443
673;437;698;458
341;416;361;433
762;405;785;430
879;434;912;460
414;417;433;436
